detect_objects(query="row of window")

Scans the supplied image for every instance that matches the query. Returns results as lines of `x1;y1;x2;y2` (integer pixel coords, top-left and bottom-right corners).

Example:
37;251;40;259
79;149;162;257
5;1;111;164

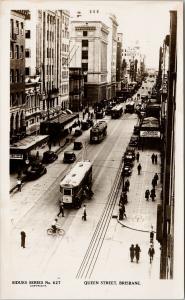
62;43;69;52
62;30;69;39
62;15;69;26
10;44;24;59
47;48;54;59
10;92;25;107
61;84;68;94
10;69;24;83
47;30;54;42
10;19;24;36
62;57;69;66
62;71;68;79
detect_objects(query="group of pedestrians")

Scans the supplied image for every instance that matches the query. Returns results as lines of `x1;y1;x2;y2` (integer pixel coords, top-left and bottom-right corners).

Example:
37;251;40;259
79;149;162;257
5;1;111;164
145;172;159;202
151;153;158;164
129;227;155;264
119;178;130;220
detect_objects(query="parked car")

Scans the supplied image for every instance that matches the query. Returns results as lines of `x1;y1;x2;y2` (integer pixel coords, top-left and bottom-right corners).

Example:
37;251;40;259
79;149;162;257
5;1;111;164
122;164;132;177
74;128;82;137
63;151;76;163
81;121;91;130
25;162;47;180
123;149;135;161
73;141;83;150
42;150;58;164
129;135;139;147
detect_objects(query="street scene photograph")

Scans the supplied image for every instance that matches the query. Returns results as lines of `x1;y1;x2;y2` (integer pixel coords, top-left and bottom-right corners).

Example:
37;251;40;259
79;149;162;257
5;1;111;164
0;0;184;299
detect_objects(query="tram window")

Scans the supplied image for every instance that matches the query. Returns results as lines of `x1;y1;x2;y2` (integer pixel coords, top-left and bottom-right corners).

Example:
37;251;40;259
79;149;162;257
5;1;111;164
64;189;72;196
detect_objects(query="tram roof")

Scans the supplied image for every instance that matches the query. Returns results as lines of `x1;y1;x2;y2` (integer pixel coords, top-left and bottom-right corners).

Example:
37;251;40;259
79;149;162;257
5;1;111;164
111;104;123;111
60;161;92;187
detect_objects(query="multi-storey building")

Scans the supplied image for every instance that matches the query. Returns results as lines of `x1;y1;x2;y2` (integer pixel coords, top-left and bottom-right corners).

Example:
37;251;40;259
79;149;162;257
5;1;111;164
10;10;29;142
70;10;118;106
37;10;70;120
157;11;177;280
24;10;41;135
116;33;124;90
69;67;84;112
123;41;145;84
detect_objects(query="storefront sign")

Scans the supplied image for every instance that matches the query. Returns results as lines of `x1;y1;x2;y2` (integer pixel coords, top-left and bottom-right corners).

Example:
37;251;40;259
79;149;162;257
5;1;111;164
10;153;23;160
140;131;160;138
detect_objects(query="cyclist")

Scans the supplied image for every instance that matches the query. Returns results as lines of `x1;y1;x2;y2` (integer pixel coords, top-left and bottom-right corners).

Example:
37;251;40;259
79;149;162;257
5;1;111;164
51;218;58;234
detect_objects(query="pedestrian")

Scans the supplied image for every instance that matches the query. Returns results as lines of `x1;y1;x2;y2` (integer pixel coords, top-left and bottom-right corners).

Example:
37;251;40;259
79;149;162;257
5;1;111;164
151;153;155;164
150;188;156;201
119;192;124;207
17;177;22;192
148;245;155;263
154;173;159;184
91;112;94;119
57;201;65;217
119;206;124;220
82;112;85;119
129;244;135;262
82;205;87;221
122;204;127;219
20;231;26;248
36;151;39;160
152;178;156;189
137;163;142;175
134;244;141;263
145;189;150;201
78;119;81;127
51;218;58;233
150;226;154;244
125;179;130;192
154;154;158;164
136;152;140;162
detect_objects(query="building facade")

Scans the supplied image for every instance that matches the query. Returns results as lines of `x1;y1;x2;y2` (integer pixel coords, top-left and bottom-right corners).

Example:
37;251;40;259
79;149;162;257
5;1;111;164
69;68;84;112
116;33;124;90
25;10;41;135
37;10;70;120
10;10;28;142
70;10;118;106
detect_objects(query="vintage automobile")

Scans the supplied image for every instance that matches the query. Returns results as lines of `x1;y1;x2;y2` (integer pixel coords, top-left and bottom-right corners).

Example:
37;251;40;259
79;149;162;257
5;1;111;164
25;162;47;180
81;121;91;130
129;135;139;147
63;151;76;163
42;150;58;164
73;141;83;150
74;128;82;137
122;164;132;177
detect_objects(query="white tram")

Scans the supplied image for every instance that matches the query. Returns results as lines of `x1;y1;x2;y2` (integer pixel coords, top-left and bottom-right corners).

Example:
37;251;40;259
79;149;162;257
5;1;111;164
111;104;123;118
60;161;92;207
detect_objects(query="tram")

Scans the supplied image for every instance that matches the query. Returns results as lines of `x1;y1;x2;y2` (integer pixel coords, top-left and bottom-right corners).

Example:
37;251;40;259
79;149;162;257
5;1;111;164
90;121;107;143
110;104;123;119
60;161;93;207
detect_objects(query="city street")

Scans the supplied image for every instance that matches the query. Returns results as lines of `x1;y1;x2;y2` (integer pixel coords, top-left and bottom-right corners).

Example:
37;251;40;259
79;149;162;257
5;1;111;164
10;93;161;285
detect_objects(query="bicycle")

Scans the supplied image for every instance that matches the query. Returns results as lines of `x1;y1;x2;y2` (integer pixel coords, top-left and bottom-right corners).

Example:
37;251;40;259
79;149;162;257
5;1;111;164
47;227;65;236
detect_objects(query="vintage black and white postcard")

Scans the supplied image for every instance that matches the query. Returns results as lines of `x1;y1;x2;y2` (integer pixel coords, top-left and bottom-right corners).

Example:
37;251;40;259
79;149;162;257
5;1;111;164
0;0;184;299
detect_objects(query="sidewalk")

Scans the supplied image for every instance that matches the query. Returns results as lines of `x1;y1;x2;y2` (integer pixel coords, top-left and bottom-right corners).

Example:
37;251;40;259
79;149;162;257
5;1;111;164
93;148;162;279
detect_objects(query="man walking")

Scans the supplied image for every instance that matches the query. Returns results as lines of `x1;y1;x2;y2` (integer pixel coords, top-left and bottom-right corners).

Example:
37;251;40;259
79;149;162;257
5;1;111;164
129;244;135;262
154;173;159;184
150;188;156;201
137;163;142;175
151;153;155;164
152;178;156;189
134;244;141;263
20;231;26;248
148;245;155;263
136;152;140;162
154;154;158;164
82;205;87;221
145;189;150;201
125;179;130;192
57;201;65;217
17;177;22;192
150;226;155;244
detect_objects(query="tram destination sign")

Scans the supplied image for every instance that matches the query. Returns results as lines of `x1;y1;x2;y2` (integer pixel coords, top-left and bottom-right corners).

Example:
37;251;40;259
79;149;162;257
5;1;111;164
140;130;160;138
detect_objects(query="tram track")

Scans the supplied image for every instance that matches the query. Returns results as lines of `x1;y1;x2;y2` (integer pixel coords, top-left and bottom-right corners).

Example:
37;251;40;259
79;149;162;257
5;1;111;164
76;157;123;279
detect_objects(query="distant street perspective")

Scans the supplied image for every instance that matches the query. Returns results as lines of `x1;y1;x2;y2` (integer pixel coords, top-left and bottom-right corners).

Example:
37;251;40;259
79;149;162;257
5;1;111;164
9;6;177;282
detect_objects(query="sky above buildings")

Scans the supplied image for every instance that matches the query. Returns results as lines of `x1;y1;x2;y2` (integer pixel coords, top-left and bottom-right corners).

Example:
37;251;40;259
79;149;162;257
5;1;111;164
62;0;180;69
